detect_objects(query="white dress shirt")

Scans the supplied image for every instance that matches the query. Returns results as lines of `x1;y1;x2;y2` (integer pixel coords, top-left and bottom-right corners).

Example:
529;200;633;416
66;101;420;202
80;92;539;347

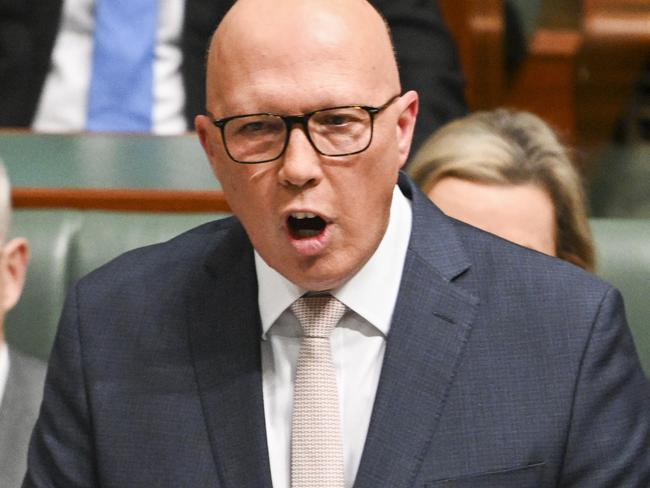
0;342;9;407
33;0;187;134
256;185;412;488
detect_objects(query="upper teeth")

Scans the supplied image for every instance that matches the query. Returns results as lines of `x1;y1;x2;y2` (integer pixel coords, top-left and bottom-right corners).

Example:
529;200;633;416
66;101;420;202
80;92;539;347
292;212;317;219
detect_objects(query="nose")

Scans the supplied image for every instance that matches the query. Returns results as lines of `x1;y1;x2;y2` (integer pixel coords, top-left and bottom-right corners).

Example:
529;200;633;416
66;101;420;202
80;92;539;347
278;126;323;188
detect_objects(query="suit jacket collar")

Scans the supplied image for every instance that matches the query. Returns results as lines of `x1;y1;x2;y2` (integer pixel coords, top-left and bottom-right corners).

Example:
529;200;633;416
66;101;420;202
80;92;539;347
189;174;478;488
354;173;479;487
397;171;471;281
0;348;46;488
187;221;273;488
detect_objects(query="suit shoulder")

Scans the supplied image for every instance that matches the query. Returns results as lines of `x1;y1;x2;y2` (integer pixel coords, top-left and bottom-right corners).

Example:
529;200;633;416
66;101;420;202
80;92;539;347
5;347;47;410
8;348;47;380
449;216;610;298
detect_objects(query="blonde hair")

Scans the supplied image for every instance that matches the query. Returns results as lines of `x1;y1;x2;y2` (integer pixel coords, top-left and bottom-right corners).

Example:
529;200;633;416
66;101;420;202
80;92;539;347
408;109;595;271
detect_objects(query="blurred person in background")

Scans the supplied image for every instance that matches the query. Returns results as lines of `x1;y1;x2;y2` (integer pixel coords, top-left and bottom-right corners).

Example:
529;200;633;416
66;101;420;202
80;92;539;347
408;108;595;270
0;0;466;153
0;160;43;488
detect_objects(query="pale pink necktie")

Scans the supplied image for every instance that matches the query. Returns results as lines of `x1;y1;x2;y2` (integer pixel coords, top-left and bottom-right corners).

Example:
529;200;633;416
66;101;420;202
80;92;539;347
290;295;347;488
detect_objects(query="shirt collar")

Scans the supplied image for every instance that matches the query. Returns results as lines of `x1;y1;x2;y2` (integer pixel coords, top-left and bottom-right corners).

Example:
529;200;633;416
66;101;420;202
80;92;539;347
256;185;412;338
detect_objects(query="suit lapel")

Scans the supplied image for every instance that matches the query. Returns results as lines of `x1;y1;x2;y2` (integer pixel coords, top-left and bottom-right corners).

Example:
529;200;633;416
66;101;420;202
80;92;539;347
186;176;478;488
354;175;479;488
187;221;273;488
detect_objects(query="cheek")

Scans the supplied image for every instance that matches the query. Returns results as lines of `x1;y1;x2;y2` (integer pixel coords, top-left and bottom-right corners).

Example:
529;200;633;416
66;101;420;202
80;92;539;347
220;170;240;195
334;160;391;200
374;140;404;184
213;165;253;221
219;165;276;220
337;163;396;229
215;161;255;198
367;152;402;199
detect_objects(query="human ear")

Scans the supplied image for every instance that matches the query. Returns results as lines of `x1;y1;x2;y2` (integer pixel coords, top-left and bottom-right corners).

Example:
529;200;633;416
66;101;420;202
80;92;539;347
0;238;30;313
196;115;216;159
395;90;419;169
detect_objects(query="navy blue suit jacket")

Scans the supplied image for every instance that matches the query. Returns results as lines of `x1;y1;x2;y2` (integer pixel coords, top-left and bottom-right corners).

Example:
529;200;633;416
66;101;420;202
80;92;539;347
25;175;650;487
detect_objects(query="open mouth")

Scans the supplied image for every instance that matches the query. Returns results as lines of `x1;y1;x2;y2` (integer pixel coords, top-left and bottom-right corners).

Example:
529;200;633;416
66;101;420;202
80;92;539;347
287;212;328;239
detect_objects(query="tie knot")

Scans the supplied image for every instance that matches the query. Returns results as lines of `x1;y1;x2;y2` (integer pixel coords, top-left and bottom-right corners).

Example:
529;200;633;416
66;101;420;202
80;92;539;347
291;295;346;338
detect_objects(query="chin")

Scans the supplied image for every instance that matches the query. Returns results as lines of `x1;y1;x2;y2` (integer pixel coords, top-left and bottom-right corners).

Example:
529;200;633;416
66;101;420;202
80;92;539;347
288;261;358;292
285;272;341;292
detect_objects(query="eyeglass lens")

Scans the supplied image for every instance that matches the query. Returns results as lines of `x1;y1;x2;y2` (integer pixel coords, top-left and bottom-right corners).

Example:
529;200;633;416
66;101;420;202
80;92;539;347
223;106;373;163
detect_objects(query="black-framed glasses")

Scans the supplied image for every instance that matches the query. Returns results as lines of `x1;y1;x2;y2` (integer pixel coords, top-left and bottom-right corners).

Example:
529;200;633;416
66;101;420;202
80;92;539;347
208;94;400;164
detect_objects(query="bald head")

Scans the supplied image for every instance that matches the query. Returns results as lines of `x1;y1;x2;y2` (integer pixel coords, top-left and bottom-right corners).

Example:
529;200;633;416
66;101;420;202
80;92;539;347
205;0;400;113
194;0;419;291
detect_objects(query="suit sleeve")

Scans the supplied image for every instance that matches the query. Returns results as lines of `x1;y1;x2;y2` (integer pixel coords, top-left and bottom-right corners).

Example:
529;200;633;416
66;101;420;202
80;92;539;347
370;0;468;156
22;284;98;487
560;287;650;486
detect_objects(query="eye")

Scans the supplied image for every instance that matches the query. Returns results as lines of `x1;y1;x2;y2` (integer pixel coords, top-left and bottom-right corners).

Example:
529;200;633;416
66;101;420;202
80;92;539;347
313;108;366;129
232;116;284;136
240;120;270;134
321;114;351;126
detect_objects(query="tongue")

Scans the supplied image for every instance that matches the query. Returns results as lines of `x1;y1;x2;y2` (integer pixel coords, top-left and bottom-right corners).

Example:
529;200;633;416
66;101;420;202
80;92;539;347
295;228;322;238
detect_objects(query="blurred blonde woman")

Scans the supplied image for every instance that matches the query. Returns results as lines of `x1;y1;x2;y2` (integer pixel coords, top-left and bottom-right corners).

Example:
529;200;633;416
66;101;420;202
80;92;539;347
408;109;595;270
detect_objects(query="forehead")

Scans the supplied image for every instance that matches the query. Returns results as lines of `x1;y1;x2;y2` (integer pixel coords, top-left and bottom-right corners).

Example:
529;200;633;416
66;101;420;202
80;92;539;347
207;0;396;114
220;60;376;115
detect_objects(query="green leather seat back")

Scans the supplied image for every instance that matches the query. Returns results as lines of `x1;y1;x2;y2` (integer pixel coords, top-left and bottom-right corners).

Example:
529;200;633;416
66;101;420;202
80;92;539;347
6;211;82;361
591;219;650;374
6;211;226;361
7;212;649;377
71;211;226;279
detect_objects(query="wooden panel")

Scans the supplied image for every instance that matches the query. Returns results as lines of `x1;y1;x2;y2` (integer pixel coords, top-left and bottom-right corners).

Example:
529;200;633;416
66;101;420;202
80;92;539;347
505;29;583;144
12;188;231;213
538;0;581;30
577;0;650;146
439;0;648;160
1;131;232;212
0;131;218;190
437;0;505;109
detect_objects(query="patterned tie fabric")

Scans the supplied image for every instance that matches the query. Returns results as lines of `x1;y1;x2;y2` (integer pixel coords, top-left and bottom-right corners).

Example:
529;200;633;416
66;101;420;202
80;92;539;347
290;295;347;488
87;0;158;131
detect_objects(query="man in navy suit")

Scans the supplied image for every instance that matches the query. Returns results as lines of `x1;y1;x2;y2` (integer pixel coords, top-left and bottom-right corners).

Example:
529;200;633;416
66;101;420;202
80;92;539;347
24;0;650;486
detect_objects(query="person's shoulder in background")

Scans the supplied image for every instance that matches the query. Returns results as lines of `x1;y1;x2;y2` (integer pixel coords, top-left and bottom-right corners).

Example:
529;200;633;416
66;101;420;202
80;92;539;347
0;347;46;488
